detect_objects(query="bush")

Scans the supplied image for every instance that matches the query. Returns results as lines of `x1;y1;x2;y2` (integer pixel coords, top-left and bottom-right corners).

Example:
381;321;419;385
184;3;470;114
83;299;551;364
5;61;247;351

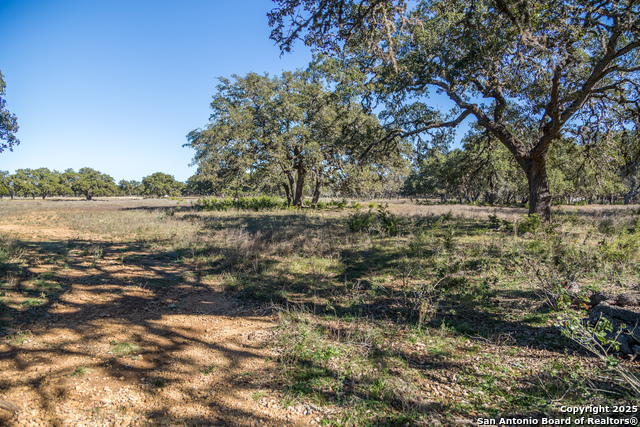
346;204;400;236
488;212;501;229
196;196;285;211
517;214;542;234
347;209;376;232
377;204;399;236
329;198;348;209
314;201;327;210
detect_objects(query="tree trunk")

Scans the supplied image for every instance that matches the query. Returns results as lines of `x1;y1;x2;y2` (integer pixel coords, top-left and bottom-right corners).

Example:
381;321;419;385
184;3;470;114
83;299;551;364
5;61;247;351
282;182;292;206
286;172;295;205
293;166;305;207
625;182;640;205
522;154;552;222
311;178;322;205
625;192;633;205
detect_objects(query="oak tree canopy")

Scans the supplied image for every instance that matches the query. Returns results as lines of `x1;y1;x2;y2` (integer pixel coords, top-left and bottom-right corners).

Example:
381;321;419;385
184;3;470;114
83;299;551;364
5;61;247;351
269;0;640;220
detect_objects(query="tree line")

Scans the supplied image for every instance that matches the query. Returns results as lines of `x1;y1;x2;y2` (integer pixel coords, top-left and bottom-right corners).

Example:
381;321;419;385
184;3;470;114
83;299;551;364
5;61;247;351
404;126;640;206
0;169;185;200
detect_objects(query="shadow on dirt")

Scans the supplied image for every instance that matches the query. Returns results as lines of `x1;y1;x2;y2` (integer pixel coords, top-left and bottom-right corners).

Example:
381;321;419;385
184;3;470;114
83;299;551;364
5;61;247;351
0;237;293;426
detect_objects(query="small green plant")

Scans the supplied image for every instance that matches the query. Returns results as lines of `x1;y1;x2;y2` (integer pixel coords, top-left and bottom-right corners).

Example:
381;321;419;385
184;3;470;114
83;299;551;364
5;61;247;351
559;311;640;394
90;245;104;260
110;341;142;356
347;209;375;232
72;365;89;377
21;298;45;307
488;212;501;229
151;378;167;388
443;226;455;250
408;231;434;259
33;277;61;290
517;214;542;234
252;390;267;401
5;331;32;345
598;219;617;235
376;204;399;236
200;365;218;375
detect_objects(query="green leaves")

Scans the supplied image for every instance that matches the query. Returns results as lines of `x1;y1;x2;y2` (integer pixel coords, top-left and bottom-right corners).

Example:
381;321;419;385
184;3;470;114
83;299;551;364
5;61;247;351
186;67;409;204
70;168;118;200
269;0;640;219
0;70;19;153
140;172;184;198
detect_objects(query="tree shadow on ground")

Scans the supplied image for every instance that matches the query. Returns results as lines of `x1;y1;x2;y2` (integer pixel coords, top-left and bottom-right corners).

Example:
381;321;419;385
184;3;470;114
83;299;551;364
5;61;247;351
0;237;304;426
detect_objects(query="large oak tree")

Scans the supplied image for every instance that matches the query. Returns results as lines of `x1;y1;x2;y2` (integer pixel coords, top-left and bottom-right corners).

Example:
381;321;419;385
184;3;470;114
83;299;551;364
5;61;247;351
186;69;408;206
269;0;640;220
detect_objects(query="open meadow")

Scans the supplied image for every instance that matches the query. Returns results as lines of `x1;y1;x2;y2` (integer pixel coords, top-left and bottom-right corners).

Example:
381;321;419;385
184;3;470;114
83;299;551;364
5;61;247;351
0;198;639;426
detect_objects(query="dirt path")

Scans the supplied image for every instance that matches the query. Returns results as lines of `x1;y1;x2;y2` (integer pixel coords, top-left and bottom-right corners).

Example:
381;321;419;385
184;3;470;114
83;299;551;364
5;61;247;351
0;219;317;426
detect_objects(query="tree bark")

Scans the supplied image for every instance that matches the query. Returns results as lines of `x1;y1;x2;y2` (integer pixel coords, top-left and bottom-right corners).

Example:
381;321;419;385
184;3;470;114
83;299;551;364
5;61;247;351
311;177;322;204
521;154;552;221
293;166;305;207
282;182;292;206
624;181;639;205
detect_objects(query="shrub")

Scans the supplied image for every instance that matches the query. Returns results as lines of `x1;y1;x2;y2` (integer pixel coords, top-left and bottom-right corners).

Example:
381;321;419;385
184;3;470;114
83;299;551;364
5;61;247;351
347;209;376;232
196;196;285;211
488;212;501;229
517;214;542;234
333;198;348;209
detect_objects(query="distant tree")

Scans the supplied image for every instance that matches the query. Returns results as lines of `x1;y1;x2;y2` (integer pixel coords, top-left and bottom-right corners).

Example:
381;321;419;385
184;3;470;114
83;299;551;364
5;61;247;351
140;173;184;197
31;168;62;199
616;130;640;204
0;171;17;199
184;173;215;197
0;70;19;153
118;180;141;196
269;0;640;220
331;161;409;199
0;171;10;199
59;169;79;196
71;168;118;200
12;169;38;199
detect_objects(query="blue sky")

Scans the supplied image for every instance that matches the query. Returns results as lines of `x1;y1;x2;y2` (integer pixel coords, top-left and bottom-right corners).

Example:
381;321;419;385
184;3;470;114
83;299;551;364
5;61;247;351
0;0;313;182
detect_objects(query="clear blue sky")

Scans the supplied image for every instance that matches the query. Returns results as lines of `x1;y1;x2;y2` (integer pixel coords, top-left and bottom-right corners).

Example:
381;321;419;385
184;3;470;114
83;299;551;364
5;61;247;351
0;0;312;182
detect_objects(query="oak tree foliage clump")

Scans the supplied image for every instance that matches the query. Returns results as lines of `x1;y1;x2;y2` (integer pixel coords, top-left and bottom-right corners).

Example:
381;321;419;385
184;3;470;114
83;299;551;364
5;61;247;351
0;70;19;153
68;168;119;200
141;172;184;198
269;0;640;220
186;69;409;205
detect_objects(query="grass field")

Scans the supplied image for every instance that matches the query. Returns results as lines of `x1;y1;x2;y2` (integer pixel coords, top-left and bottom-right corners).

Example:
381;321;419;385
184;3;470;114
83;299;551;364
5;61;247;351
0;197;639;426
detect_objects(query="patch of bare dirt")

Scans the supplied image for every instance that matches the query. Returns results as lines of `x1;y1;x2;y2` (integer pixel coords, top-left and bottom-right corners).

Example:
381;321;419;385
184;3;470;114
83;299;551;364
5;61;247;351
0;219;319;426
